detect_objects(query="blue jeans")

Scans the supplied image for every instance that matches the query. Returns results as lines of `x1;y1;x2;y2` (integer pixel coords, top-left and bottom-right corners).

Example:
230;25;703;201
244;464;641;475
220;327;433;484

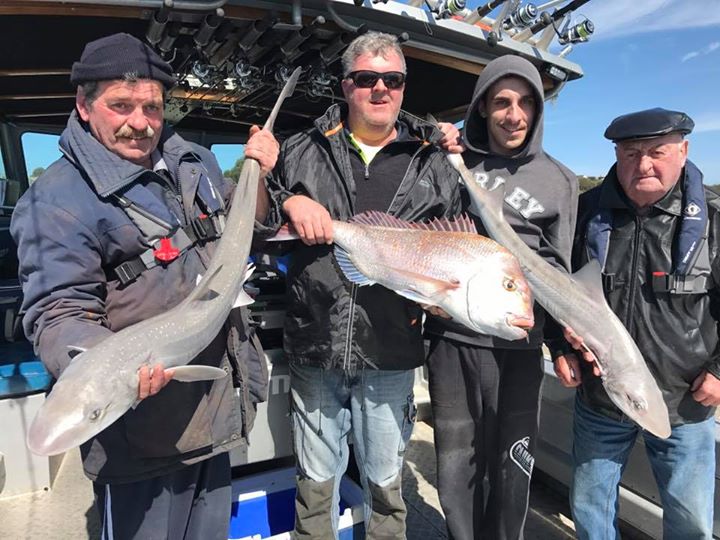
290;364;416;539
570;396;715;540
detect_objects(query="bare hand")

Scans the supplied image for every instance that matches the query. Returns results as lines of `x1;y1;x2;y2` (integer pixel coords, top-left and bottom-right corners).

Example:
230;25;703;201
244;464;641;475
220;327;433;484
282;195;334;245
245;125;280;177
137;363;175;401
563;326;601;376
553;353;582;388
690;370;720;407
437;122;464;154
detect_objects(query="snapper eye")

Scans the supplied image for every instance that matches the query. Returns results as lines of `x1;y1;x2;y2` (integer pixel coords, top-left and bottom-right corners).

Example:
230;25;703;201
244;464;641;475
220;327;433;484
503;278;517;292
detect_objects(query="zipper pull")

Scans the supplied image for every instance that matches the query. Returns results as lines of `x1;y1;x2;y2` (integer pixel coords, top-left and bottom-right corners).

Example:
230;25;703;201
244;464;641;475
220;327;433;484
364;163;370;180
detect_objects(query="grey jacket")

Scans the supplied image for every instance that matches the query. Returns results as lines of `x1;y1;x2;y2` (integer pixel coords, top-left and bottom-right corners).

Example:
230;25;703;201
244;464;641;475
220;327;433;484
11;111;276;483
426;55;578;350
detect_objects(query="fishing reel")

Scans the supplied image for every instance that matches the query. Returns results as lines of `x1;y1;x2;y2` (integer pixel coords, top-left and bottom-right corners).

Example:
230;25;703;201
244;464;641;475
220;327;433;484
190;61;216;85
233;60;262;91
427;0;466;20
307;69;337;101
502;3;538;30
557;18;594;45
274;64;295;90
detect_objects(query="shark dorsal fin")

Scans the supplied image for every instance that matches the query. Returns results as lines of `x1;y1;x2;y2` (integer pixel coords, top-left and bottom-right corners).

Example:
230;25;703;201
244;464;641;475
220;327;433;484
571;259;606;302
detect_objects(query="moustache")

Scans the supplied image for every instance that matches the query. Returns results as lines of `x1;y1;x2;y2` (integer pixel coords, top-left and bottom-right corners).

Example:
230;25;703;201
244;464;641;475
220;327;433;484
115;124;156;139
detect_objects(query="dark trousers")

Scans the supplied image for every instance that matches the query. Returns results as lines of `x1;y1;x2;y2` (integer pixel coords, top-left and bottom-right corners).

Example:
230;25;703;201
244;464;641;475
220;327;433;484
427;338;544;540
93;452;232;540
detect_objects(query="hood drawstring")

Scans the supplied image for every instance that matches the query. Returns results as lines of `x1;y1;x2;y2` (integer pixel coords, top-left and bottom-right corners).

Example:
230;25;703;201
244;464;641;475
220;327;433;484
318;368;324;437
360;364;366;412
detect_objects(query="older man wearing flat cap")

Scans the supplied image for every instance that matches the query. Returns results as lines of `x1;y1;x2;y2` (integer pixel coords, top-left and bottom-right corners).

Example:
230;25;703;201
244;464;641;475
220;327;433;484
11;32;281;539
553;107;720;539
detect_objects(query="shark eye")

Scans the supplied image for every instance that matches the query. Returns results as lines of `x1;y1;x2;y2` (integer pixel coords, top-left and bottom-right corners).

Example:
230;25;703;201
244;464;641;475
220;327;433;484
89;409;103;422
503;278;517;292
628;396;647;411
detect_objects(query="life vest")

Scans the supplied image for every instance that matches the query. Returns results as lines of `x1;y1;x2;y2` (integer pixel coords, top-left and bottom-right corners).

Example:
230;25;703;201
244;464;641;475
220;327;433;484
111;160;227;286
586;160;711;295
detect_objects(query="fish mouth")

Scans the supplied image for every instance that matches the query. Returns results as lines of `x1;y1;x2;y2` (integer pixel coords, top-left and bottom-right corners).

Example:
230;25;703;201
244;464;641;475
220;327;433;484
507;314;535;330
503;314;533;339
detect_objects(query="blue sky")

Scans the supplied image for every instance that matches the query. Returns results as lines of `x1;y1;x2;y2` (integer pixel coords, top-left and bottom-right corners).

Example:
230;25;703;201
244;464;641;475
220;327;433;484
17;0;720;184
474;0;720;181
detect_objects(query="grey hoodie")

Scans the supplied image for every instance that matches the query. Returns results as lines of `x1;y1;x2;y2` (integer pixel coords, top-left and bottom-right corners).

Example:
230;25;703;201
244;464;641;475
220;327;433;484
426;55;578;349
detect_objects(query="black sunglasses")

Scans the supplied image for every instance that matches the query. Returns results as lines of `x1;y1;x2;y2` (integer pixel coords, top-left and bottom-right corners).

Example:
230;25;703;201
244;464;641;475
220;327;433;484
345;70;406;89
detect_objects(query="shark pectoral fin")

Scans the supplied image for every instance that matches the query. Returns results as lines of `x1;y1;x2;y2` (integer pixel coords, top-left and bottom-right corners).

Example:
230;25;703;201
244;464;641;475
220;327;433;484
171;365;228;382
572;259;606;302
233;289;255;308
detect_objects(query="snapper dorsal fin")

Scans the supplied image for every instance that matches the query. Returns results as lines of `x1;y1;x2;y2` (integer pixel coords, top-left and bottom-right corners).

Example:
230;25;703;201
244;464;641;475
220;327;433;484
422;214;477;233
350;211;477;234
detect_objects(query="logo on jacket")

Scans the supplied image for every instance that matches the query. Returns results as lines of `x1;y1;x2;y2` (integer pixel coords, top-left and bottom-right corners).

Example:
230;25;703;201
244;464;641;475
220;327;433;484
471;173;545;219
510;437;534;477
684;202;702;219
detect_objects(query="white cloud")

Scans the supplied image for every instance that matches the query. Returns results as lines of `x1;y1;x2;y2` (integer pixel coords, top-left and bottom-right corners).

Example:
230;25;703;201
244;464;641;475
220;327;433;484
693;112;720;134
681;41;720;62
578;0;720;40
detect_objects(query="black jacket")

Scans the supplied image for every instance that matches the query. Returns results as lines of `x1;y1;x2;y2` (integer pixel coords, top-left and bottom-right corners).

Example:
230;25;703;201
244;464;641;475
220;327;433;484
574;165;720;425
269;104;462;371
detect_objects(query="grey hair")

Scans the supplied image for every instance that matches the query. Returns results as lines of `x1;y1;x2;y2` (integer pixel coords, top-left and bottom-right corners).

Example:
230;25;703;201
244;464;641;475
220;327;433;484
79;72;165;106
341;31;406;77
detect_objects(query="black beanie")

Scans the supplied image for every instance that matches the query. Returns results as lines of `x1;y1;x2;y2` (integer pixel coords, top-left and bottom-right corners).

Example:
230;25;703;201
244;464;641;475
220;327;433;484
70;33;176;89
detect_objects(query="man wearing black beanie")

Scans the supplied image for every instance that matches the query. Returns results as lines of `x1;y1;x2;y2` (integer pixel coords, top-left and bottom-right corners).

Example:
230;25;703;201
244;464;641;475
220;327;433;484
11;32;281;539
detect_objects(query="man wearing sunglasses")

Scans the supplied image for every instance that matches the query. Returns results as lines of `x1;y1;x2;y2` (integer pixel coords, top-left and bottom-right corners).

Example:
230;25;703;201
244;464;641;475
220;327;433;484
268;31;462;539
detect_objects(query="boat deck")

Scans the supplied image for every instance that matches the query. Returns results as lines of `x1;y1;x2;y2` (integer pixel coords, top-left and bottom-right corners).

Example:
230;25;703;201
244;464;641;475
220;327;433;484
0;419;583;540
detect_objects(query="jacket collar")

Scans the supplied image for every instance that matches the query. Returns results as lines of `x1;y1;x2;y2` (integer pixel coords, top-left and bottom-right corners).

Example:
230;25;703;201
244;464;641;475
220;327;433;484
598;163;684;217
59;110;197;198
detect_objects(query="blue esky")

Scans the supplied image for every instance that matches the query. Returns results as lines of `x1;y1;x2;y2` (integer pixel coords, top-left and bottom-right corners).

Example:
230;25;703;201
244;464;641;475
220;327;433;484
469;0;720;181
18;0;720;183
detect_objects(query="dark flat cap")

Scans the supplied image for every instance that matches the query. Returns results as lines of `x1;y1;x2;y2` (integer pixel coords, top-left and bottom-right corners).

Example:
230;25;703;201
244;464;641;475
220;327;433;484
604;107;694;142
71;33;175;89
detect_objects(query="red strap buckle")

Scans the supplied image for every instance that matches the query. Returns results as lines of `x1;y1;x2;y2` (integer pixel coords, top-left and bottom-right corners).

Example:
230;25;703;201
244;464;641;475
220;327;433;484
153;237;180;262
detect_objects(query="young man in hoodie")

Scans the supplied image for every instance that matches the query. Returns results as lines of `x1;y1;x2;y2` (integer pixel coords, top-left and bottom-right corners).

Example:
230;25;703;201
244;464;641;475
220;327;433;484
424;55;578;540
